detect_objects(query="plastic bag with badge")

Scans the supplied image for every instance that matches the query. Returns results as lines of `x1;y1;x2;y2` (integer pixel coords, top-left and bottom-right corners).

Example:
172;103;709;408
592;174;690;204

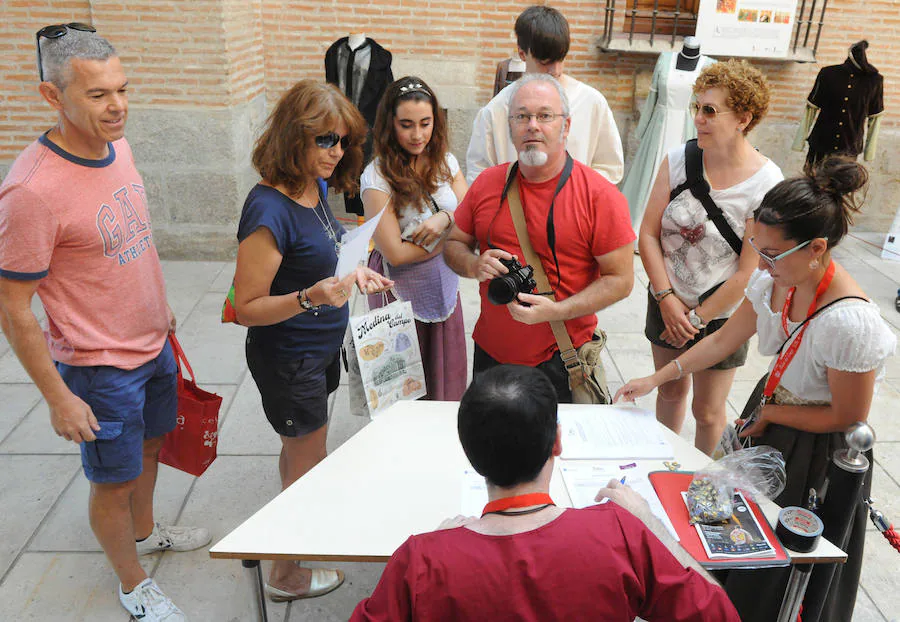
687;447;786;524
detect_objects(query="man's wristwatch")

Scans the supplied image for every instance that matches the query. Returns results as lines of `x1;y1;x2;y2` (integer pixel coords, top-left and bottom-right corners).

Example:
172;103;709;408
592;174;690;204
298;289;321;315
688;308;706;329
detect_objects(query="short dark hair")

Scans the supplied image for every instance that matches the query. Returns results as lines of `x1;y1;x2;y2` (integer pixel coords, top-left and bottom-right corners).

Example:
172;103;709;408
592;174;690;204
514;5;570;62
754;155;868;249
457;365;558;488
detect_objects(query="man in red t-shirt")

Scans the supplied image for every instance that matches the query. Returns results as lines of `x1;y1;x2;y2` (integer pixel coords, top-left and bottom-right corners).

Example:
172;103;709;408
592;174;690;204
445;74;634;402
351;365;740;621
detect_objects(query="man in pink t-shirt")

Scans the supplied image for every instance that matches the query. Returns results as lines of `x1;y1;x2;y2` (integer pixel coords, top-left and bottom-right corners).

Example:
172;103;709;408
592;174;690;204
0;26;207;621
351;365;740;621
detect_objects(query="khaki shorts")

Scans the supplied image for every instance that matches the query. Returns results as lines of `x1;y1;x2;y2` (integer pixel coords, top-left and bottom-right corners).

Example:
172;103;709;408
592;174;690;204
644;290;748;371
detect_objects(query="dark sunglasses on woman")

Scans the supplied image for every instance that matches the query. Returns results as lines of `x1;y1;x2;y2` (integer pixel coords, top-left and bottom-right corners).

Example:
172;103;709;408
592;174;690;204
315;132;350;150
35;22;96;81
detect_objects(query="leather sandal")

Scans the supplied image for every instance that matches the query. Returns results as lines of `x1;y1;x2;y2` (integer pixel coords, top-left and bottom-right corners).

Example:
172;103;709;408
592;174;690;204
265;568;345;602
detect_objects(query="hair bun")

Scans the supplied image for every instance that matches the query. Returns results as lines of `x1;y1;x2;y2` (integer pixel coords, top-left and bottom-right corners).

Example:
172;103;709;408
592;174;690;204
811;155;868;197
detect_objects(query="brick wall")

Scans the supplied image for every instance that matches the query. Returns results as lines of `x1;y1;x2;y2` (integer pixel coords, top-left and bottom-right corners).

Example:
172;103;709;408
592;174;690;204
258;0;896;128
0;0;92;161
0;0;897;248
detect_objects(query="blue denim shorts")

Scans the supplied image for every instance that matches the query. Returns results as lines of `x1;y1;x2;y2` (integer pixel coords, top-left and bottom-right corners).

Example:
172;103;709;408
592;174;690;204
57;339;178;484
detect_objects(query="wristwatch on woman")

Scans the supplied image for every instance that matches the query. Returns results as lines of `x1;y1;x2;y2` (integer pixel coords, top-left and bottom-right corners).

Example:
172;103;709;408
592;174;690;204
298;289;321;315
688;308;706;329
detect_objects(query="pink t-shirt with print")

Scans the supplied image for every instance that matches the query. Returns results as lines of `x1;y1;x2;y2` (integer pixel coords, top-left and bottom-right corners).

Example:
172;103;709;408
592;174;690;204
0;135;168;369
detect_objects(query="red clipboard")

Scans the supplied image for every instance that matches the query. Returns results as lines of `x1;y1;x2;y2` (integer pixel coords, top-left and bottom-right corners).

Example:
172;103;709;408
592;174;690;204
649;471;790;569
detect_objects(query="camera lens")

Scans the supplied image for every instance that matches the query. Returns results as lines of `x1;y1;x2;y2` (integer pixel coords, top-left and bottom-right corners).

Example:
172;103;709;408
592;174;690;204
488;275;519;305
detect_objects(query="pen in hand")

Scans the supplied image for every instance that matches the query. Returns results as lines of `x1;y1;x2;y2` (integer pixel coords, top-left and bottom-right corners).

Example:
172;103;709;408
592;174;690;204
619;476;627;485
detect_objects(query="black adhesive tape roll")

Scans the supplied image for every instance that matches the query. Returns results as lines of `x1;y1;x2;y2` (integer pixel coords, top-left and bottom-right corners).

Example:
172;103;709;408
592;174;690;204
776;506;823;553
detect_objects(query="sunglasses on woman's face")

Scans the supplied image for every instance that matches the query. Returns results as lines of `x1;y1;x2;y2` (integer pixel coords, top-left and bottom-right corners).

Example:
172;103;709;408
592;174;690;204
35;23;96;81
315;132;350;150
689;101;735;120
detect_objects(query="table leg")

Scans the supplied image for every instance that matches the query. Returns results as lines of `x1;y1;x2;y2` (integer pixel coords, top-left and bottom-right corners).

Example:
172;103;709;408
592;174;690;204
242;559;269;622
775;564;812;622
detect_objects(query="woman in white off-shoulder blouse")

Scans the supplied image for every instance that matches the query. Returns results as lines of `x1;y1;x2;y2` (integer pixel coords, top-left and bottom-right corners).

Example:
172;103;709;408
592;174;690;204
616;156;895;622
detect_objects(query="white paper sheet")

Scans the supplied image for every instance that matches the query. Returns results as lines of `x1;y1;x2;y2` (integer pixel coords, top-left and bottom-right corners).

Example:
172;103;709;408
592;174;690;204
560;461;679;541
335;209;384;278
558;405;673;460
460;468;489;518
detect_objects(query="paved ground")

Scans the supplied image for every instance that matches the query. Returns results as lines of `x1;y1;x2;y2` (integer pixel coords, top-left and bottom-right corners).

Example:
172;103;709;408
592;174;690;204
0;232;898;621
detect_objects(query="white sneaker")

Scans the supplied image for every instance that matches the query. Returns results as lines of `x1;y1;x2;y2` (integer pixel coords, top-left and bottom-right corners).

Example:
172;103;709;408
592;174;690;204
119;578;185;621
136;522;211;555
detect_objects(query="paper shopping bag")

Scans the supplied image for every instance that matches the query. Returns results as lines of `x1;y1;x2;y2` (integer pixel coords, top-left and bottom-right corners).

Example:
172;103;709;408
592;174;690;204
349;299;426;417
159;334;222;476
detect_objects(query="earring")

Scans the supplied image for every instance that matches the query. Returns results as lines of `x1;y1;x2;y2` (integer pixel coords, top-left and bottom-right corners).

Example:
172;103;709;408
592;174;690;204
809;259;819;270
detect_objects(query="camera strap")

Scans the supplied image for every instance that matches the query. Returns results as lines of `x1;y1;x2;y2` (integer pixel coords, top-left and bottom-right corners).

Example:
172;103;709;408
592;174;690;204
490;153;574;290
503;155;585;388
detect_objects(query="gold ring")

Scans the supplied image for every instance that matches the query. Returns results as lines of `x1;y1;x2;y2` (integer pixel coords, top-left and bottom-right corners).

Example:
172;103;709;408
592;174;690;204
339;288;347;297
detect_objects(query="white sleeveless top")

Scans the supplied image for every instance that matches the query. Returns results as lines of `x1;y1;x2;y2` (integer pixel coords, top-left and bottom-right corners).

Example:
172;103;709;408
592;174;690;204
661;146;783;314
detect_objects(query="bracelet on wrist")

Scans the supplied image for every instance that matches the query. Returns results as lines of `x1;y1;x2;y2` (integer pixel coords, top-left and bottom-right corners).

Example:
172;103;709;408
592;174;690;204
653;287;674;302
298;289;321;316
672;359;684;380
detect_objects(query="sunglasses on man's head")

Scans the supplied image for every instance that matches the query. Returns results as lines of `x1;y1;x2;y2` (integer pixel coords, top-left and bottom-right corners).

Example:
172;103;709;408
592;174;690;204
315;132;350;150
35;22;96;81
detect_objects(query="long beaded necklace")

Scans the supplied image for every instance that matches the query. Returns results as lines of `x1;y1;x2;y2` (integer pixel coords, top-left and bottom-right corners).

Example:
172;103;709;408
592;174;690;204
311;194;341;256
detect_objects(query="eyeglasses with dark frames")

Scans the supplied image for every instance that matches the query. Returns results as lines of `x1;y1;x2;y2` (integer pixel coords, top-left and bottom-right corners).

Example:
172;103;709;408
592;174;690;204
35;23;96;81
689;101;736;120
314;132;350;150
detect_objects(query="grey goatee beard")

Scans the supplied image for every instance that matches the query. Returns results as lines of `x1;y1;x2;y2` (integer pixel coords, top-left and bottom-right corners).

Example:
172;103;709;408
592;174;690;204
518;147;548;167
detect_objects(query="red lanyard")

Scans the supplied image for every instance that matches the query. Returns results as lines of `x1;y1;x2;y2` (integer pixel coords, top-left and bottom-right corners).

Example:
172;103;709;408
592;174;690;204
765;261;835;398
482;493;555;516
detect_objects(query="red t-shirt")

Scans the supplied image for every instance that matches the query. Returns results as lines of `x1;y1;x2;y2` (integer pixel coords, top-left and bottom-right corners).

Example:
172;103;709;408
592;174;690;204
351;503;740;622
454;160;634;366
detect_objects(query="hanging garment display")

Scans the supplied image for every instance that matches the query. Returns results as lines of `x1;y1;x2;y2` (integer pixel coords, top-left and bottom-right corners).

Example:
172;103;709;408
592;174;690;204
325;36;393;216
792;40;884;167
621;50;715;235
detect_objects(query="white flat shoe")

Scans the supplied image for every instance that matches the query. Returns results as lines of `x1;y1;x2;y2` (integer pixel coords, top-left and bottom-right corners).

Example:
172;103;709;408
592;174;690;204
265;568;345;602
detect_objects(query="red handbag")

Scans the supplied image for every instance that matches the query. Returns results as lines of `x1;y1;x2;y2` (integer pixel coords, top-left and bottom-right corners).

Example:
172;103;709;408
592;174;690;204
159;334;222;477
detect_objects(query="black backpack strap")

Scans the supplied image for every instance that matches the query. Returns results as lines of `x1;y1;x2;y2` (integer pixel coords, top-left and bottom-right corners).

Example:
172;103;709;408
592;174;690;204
669;139;744;256
668;138;701;202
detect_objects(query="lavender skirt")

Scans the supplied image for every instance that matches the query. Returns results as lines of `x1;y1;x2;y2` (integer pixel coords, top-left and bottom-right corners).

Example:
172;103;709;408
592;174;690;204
368;252;467;401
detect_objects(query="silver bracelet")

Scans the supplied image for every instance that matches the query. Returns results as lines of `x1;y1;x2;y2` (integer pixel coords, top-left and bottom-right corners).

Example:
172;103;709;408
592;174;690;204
672;359;684;380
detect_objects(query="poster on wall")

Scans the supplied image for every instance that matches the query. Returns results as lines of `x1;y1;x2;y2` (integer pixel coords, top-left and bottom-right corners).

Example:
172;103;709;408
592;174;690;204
695;0;799;58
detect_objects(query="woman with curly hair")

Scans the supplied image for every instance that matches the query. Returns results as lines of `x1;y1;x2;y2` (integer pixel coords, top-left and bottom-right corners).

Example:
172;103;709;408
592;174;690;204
637;60;784;455
361;76;468;400
233;80;392;600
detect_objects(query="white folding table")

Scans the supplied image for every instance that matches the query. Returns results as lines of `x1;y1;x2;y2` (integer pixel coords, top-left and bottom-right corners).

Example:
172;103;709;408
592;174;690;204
210;401;846;621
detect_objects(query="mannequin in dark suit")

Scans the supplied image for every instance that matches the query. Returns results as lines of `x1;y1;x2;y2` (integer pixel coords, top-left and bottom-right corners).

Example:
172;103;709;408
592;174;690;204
325;36;393;217
792;40;883;169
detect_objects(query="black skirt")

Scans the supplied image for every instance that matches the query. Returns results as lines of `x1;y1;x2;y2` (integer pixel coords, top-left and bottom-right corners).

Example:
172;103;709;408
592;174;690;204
723;423;871;622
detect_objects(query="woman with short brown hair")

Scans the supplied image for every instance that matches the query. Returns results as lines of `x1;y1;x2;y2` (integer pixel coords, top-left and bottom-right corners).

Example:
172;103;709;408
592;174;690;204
637;59;783;455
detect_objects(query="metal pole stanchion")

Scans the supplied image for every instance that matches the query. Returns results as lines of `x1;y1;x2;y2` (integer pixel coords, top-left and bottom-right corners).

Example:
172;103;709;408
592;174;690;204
800;422;875;622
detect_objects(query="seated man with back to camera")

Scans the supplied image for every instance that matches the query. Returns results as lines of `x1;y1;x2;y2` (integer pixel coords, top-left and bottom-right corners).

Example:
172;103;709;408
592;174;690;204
445;73;634;403
350;365;740;621
466;4;624;184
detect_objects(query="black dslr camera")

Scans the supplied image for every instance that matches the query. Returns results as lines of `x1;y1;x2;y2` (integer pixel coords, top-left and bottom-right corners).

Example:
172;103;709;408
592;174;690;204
487;257;537;305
